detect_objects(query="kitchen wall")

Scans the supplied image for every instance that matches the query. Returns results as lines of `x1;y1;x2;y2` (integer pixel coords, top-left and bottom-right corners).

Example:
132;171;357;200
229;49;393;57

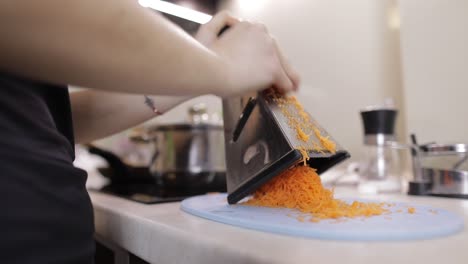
398;0;468;144
97;0;405;162
83;1;468;175
219;0;405;160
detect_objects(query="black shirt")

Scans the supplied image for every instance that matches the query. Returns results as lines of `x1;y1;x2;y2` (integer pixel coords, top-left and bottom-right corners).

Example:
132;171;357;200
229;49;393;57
0;73;94;263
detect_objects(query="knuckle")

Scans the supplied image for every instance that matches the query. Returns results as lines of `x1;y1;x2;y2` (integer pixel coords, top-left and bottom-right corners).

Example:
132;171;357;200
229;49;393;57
257;23;268;32
266;36;275;45
240;21;252;27
219;10;233;19
270;36;278;44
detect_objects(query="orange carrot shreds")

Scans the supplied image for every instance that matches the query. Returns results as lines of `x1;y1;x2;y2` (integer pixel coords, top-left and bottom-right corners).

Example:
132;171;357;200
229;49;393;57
271;94;337;155
296;127;310;142
243;166;388;221
297;215;306;222
408;207;416;214
297;146;310;165
313;128;337;153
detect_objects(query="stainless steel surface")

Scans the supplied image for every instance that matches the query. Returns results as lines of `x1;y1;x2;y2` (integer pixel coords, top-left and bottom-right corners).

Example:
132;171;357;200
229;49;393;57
360;105;396;112
364;134;396;146
409;135;468;197
412;143;468;182
147;124;225;175
222;92;349;203
129;104;226;188
411;146;426;183
422;168;468;196
222;93;294;194
267;95;348;158
419;143;468;156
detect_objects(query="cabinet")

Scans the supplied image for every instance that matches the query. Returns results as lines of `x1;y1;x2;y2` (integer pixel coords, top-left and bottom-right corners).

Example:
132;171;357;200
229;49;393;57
95;237;150;264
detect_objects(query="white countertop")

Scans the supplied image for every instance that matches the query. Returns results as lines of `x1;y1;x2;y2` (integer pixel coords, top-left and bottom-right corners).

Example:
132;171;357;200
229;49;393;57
91;189;468;264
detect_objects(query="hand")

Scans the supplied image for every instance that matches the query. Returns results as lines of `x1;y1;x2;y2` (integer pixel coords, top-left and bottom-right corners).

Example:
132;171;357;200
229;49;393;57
195;11;240;47
196;12;300;97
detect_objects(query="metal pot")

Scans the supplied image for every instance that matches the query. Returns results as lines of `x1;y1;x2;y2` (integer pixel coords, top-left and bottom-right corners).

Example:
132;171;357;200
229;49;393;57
408;137;468;198
131;104;226;189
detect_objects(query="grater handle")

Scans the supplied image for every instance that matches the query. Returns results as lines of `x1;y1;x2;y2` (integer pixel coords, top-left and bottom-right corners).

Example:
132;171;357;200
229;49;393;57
231;97;257;142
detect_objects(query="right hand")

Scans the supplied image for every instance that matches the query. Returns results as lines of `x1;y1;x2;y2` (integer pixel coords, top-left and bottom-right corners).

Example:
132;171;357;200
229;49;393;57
197;12;300;97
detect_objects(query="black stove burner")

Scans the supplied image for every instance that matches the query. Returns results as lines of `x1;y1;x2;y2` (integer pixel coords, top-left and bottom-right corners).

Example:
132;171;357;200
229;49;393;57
100;173;227;204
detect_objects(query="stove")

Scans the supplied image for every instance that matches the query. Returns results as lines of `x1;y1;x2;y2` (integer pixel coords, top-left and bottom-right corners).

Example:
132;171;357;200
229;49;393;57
99;172;227;204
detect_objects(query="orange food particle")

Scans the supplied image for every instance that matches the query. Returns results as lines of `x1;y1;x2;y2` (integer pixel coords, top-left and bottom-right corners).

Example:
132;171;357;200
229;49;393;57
313;128;336;153
408;207;416;214
297;146;310;165
296;127;310;142
272;95;337;156
243;166;388;221
297;215;306;222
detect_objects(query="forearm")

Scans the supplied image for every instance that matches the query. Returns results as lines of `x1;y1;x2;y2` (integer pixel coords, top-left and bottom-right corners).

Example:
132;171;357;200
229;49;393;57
71;89;190;143
0;0;226;96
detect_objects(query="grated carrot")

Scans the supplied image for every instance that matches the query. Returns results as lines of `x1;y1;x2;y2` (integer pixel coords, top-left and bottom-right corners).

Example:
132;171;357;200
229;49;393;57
297;146;310;165
243;166;388;222
296;127;310;142
272;94;336;157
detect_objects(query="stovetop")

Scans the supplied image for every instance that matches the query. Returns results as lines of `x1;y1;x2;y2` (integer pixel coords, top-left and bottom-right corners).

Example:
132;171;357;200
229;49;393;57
100;174;227;204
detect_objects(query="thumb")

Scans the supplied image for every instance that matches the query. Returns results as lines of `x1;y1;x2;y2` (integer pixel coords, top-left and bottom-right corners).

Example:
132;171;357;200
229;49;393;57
273;68;295;94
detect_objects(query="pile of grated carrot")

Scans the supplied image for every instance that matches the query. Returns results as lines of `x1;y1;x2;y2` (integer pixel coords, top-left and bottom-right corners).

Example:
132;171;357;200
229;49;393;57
243;165;389;222
245;94;392;222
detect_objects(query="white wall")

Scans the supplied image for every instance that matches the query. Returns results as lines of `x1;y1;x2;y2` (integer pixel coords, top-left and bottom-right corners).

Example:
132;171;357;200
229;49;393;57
220;0;404;160
398;0;468;144
93;0;407;162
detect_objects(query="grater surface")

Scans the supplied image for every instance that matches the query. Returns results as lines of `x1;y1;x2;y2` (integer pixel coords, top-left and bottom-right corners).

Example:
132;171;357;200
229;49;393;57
266;94;343;159
222;92;350;204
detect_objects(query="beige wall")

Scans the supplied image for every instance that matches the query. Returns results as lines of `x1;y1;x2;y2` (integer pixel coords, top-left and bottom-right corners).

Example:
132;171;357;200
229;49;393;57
88;1;468;171
398;0;468;144
95;0;409;162
220;0;405;160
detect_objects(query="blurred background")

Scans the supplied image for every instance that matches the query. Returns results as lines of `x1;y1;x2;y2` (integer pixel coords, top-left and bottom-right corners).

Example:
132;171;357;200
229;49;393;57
84;0;468;164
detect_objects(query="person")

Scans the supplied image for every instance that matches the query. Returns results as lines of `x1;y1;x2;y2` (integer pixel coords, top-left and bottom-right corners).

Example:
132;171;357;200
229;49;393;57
0;1;299;263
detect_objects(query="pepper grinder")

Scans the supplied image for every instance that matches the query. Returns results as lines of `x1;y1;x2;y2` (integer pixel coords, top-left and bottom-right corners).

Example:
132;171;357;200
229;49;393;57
358;100;402;193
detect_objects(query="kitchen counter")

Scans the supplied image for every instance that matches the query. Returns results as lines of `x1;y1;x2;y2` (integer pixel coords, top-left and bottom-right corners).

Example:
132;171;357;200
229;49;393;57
91;189;468;264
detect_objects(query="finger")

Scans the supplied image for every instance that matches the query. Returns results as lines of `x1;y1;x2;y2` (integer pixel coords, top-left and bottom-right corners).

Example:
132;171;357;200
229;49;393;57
273;54;295;94
205;11;240;36
272;38;300;91
196;11;240;46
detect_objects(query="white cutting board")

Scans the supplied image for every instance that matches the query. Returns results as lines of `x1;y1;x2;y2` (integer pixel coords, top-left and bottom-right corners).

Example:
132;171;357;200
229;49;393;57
181;193;464;241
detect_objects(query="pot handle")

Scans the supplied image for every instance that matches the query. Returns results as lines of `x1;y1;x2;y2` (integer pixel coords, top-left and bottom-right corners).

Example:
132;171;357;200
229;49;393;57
86;144;129;180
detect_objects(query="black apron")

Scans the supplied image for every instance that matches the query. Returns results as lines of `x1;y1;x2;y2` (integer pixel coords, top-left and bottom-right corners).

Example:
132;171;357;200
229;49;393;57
0;72;94;263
